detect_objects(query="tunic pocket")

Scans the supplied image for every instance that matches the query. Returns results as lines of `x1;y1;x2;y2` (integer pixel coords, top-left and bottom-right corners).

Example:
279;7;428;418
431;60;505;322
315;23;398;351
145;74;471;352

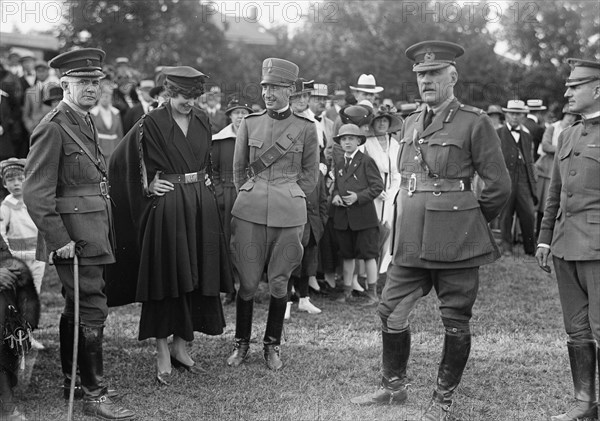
426;138;464;176
420;195;493;262
582;145;600;191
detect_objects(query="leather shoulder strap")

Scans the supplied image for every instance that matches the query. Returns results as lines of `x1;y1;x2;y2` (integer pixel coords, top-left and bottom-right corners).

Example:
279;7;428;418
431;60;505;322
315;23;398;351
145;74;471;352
56;120;107;178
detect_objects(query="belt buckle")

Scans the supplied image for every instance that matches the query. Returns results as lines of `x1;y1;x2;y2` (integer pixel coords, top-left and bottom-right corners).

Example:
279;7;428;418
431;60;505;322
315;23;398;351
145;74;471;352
184;172;198;183
408;173;417;197
459;180;465;191
99;181;108;196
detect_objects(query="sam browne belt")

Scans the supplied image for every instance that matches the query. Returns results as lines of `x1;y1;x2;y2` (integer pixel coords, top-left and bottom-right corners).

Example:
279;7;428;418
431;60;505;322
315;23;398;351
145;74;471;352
400;174;472;197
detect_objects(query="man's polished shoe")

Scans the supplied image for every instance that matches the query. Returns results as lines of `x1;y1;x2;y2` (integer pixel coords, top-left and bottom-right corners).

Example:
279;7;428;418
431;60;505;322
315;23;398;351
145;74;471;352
82;394;135;420
227;340;250;367
170;355;205;375
263;344;283;371
351;383;409;405
551;401;598;421
421;400;452;421
155;370;172;386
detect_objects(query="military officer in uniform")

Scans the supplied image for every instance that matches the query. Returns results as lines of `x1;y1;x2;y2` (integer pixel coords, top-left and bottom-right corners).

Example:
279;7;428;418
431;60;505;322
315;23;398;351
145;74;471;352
536;58;600;421
352;41;511;420
23;49;134;420
226;58;319;371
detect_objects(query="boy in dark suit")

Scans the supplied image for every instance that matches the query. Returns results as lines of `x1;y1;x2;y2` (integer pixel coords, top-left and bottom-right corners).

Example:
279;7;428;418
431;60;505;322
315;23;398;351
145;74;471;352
331;124;383;303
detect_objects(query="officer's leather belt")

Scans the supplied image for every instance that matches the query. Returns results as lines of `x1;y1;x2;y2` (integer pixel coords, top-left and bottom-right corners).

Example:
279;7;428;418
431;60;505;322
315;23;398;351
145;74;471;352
57;182;109;197
400;174;472;195
160;170;206;184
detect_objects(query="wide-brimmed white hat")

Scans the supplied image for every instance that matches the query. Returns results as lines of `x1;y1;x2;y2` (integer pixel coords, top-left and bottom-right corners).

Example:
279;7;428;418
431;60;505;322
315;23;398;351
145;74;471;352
502;100;529;113
349;74;384;94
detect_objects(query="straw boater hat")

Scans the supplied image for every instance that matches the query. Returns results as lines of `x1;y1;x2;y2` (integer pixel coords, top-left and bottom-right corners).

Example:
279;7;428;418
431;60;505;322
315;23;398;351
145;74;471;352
333;124;367;145
526;99;547;111
350;74;384;94
502;100;529;113
311;83;328;98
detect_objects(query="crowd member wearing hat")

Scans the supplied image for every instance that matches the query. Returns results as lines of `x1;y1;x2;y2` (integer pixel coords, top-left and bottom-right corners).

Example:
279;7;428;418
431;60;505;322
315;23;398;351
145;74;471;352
23;48;135;420
0;158;46;351
524;99;548;161
22;61;51;135
353;41;510;420
226;58;319;371
108;66;233;385
536;58;600;421
6;48;24;77
90;82;124;161
486;104;504;129
0;63;24;164
0;234;39;421
331;124;383;303
325;89;346;121
17;52;37;100
534;104;578;235
361;107;402;285
497;99;537;257
350;74;384;105
123;79;156;133
41;83;63;108
201;86;227;134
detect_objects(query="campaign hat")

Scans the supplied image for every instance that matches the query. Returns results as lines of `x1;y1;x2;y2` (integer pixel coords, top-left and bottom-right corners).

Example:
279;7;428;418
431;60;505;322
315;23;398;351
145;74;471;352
486;104;504;116
0;158;26;179
49;48;106;78
225;98;252;115
405;40;464;72
261;58;299;87
162;66;208;90
526;99;547;111
349;74;383;94
334;124;367;145
502;100;529;113
565;58;600;87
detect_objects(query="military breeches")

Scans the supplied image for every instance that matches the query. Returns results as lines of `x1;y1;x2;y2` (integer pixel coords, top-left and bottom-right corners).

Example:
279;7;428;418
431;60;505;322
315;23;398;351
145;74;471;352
553;257;600;344
55;264;108;326
378;264;479;333
230;217;304;300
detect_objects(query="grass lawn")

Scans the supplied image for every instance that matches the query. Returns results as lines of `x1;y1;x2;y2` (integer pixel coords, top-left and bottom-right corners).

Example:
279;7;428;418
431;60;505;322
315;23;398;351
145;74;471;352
13;249;584;420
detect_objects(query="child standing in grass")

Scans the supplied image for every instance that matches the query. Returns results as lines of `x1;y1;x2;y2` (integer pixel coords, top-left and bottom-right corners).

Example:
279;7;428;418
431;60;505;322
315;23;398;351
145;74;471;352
0;158;45;350
331;124;383;304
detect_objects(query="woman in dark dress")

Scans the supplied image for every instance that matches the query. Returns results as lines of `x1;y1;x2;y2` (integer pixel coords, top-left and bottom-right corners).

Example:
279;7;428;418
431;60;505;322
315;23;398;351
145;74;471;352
108;66;234;385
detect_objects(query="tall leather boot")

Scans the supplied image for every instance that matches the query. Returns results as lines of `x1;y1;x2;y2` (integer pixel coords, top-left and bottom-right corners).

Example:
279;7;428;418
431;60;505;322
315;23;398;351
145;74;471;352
79;325;134;420
226;296;253;367
421;330;471;421
351;329;411;405
551;341;598;421
263;295;287;371
59;315;84;399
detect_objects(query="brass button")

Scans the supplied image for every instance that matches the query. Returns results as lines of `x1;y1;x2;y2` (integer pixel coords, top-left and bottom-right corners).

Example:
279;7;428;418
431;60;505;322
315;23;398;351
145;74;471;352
74;207;79;212
453;206;458;210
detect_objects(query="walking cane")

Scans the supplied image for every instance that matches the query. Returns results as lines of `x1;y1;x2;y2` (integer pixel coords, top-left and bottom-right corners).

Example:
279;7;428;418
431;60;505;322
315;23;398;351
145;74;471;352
67;254;79;421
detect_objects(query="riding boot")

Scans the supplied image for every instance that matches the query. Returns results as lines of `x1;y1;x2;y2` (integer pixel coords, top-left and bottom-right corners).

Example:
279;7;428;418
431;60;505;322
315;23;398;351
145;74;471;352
351;329;411;405
79;325;134;420
263;295;287;371
551;341;598;421
59;315;83;399
421;330;471;421
226;296;253;367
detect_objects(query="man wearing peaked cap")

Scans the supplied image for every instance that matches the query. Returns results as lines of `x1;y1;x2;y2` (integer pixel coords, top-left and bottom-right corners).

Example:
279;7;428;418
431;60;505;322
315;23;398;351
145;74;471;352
226;58;319;371
536;57;600;421
23;48;135;420
352;40;510;421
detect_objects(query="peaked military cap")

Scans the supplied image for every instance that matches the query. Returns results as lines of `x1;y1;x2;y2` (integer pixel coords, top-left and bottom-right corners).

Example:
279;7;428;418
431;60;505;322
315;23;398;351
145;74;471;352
405;40;465;72
162;66;208;90
565;58;600;87
49;48;106;78
261;58;299;87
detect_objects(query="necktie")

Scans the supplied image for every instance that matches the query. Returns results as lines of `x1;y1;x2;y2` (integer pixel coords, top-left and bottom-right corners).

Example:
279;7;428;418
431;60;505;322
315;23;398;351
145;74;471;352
84;114;94;132
345;156;352;171
423;109;434;130
510;125;519;133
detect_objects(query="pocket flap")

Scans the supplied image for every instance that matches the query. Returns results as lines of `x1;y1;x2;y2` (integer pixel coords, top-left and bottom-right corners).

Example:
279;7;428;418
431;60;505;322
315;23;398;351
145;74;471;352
56;196;106;214
558;142;573;160
239;180;255;192
428;138;464;149
587;212;600;224
63;142;83;155
290;143;304;153
582;146;600;163
249;138;264;148
290;184;306;198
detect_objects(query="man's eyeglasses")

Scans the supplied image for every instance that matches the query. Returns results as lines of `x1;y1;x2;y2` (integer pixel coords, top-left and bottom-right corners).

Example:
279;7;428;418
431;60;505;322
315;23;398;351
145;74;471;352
70;79;101;87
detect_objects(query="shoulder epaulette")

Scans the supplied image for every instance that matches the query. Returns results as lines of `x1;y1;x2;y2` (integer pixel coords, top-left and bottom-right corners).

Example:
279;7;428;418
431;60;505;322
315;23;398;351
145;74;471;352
40;107;60;123
246;109;266;118
458;104;485;115
293;112;314;122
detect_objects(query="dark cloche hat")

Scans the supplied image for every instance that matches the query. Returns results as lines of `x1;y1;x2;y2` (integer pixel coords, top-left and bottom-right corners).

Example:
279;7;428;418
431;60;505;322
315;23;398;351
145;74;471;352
42;84;64;106
340;104;374;127
225;98;253;115
565;58;600;87
405;40;465;72
49;48;106;78
261;58;299;87
291;78;314;97
162;66;208;90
